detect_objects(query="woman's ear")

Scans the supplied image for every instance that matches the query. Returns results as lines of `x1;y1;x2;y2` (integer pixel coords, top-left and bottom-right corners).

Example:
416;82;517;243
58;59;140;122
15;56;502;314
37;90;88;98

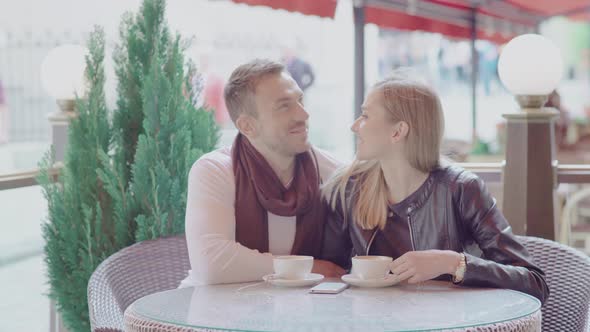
391;121;409;143
236;115;258;138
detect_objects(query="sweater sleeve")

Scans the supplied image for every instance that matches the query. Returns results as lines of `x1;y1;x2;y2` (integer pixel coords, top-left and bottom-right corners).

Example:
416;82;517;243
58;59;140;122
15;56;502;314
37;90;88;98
184;154;273;285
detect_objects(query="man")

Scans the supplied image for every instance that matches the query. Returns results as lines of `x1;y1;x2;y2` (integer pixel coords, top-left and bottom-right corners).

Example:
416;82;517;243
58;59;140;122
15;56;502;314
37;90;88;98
180;59;344;286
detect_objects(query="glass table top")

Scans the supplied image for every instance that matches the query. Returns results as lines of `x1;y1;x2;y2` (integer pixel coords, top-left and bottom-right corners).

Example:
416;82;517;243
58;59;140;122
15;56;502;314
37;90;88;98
129;280;541;332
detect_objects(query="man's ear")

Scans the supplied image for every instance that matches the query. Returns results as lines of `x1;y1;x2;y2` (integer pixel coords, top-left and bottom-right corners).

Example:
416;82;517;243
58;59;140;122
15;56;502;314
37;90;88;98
236;114;258;138
391;121;409;143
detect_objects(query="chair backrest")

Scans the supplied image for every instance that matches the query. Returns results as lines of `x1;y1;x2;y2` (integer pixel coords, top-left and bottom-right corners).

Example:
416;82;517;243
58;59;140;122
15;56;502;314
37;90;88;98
87;235;190;332
517;236;590;332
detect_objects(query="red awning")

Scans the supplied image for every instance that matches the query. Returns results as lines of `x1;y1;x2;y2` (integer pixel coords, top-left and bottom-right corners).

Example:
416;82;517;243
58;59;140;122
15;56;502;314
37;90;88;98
229;0;589;43
365;5;515;44
231;0;337;18
504;0;589;16
364;0;590;44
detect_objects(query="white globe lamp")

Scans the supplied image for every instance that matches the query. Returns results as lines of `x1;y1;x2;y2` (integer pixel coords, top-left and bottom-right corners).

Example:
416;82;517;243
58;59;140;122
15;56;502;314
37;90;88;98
498;34;563;108
40;44;88;113
41;44;87;163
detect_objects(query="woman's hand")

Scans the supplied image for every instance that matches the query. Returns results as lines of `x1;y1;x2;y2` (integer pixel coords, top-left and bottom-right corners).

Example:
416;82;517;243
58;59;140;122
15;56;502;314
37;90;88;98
391;250;462;284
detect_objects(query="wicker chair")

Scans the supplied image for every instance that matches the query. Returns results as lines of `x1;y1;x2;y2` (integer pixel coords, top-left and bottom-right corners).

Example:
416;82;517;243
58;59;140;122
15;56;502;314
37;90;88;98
87;235;190;332
517;236;590;332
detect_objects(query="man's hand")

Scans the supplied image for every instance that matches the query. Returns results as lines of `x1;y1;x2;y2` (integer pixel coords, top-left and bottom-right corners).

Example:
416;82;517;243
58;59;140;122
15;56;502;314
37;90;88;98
312;259;346;278
390;250;461;284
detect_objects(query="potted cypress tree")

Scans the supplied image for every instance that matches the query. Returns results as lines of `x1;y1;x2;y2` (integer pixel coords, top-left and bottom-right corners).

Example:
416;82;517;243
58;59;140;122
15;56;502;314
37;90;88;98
39;1;219;330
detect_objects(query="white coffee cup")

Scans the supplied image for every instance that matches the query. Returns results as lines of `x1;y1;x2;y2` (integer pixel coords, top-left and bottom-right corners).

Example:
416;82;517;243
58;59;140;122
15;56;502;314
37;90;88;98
273;255;313;280
351;255;393;280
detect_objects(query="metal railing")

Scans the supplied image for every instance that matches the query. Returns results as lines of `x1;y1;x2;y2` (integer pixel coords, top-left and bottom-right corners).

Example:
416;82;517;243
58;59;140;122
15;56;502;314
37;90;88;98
557;164;590;183
3;161;589;193
0;163;62;191
456;162;590;184
0;163;503;190
2;161;590;188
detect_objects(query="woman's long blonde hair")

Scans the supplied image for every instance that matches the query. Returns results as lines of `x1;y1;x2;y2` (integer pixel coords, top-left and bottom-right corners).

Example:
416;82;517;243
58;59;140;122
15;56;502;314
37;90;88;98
322;75;444;230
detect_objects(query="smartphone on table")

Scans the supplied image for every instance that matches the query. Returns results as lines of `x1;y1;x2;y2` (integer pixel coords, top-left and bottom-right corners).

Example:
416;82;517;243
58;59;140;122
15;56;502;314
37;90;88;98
309;282;349;294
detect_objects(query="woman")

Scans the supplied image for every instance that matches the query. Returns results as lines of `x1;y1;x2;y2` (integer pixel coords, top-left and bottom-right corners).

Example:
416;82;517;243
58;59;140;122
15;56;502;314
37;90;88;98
321;75;549;303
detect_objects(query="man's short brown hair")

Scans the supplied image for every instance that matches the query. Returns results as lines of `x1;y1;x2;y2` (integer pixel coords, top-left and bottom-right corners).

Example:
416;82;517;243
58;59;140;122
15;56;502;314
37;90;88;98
224;59;285;123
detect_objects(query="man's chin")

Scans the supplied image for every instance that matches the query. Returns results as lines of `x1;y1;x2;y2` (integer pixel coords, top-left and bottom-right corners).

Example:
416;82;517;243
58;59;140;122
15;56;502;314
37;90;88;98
272;138;311;157
282;143;311;157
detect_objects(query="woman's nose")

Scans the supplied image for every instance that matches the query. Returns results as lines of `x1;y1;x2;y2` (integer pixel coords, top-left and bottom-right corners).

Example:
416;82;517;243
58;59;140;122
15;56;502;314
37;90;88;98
351;118;360;132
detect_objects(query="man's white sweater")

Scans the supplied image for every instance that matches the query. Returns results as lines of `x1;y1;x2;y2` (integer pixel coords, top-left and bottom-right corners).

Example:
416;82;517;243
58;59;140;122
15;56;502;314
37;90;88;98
180;146;340;287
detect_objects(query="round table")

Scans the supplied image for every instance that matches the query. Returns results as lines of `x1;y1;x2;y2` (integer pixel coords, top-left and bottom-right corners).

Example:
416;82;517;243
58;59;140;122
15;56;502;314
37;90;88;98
124;280;541;332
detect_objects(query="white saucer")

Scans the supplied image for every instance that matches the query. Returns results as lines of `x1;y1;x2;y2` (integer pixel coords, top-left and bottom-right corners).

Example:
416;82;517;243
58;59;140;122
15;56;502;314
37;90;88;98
262;273;324;287
341;274;401;288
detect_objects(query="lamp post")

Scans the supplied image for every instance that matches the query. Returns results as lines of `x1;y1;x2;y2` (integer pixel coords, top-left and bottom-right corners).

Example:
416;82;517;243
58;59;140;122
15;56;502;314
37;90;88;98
40;44;87;163
498;34;563;240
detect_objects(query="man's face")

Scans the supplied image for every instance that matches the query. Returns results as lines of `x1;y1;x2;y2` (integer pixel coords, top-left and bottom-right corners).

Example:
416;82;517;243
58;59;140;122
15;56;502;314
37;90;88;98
249;71;310;157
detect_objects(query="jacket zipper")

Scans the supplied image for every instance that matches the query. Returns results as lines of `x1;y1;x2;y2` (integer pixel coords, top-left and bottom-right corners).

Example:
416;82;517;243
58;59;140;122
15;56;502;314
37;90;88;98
407;207;416;251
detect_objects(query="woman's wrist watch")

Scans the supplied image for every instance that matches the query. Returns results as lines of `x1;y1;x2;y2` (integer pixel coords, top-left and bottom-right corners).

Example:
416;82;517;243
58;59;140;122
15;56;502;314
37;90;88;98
453;253;466;283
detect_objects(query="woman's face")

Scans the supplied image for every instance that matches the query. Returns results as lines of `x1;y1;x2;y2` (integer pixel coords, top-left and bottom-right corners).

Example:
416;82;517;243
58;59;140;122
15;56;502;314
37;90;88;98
351;89;400;161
